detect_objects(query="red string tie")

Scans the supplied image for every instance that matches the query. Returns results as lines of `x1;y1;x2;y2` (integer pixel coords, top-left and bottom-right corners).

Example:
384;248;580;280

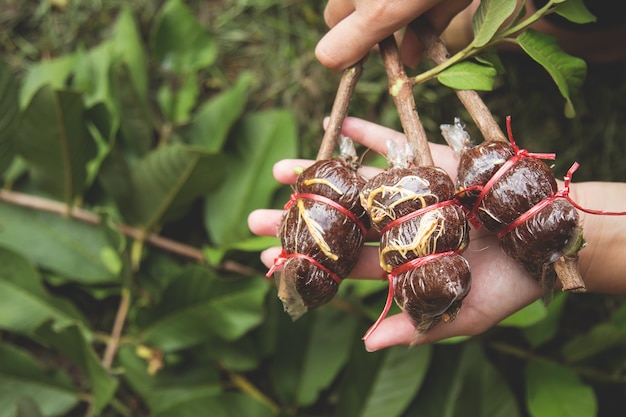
266;249;343;284
285;192;368;236
380;199;459;235
362;250;458;341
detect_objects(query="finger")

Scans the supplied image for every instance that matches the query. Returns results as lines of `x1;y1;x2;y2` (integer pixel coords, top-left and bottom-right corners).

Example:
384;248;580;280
248;209;282;237
316;12;387;70
317;0;445;70
335;116;460;179
396;0;472;67
363;312;416;351
323;0;356;27
272;159;314;184
347;245;386;279
261;246;282;269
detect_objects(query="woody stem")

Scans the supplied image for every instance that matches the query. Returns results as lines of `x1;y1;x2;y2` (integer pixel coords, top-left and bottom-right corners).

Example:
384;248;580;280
378;35;434;166
317;60;365;160
410;19;507;143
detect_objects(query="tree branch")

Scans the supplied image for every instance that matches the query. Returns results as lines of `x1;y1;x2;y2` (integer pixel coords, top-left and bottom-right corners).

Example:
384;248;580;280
317;60;364;160
0;189;205;262
378;36;434;166
410;19;507;143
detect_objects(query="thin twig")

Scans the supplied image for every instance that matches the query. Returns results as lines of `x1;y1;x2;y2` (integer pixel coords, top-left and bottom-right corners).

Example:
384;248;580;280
316;60;364;160
378;36;434;166
0;189;205;261
409;19;507;143
102;287;132;369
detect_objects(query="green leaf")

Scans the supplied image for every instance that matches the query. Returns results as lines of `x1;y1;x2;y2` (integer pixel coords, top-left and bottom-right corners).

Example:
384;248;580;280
184;71;254;153
561;322;626;362
35;322;119;413
0;247;85;334
406;344;521;417
0;202;121;284
498;299;547;328
517;29;587;117
554;0;597;24
337;344;432;417
270;307;360;406
110;6;149;100
117;345;222;414
471;0;518;47
122;143;227;229
139;266;269;351
0;343;79;417
525;361;597;417
155;392;275;417
19;53;78;109
522;292;567;347
0;61;18;176
151;0;218;73
13;398;44;417
437;61;497;91
15;86;97;204
204;109;297;246
157;74;200;126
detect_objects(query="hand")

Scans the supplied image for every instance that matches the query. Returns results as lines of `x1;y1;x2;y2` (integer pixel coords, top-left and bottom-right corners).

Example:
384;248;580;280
248;116;544;351
315;0;474;70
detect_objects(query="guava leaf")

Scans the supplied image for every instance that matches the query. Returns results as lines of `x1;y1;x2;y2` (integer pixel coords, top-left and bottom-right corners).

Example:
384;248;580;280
406;344;521;417
184;71;254;153
437;61;497;90
0;343;79;417
139;266;268;351
0;247;85;334
337;344;432;417
204;109;297;246
19;54;78;109
123;143;227;229
117;345;222;414
154;392;275;417
498;299;547;328
151;0;217;73
517;29;586;117
526;361;597;417
269;307;360;406
554;0;597;24
15;86;97;204
0;202;121;284
35;322;118;413
0;61;18;176
471;0;518;47
561;322;626;362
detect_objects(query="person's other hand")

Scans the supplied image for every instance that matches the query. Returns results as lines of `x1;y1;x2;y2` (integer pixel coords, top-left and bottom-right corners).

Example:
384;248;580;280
248;116;543;351
315;0;473;70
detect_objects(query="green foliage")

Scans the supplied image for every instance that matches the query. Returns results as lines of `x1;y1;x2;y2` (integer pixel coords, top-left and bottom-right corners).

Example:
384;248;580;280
0;1;624;416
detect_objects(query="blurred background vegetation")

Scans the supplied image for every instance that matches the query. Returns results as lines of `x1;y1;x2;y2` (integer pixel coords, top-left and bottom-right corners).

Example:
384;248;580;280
1;0;625;416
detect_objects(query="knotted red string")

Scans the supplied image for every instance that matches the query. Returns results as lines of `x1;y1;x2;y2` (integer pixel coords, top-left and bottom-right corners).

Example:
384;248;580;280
285;192;368;236
362;250;458;341
471;116;556;219
498;162;626;238
266;249;342;284
380;199;458;235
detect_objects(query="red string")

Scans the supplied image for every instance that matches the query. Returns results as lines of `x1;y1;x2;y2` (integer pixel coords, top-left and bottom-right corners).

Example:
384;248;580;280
470;116;556;219
266;249;343;284
380;199;458;235
285;192;368;236
361;250;458;341
498;162;626;238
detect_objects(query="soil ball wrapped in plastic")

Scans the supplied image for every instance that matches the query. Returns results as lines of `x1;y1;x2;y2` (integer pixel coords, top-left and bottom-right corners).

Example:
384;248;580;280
360;139;471;334
268;137;370;320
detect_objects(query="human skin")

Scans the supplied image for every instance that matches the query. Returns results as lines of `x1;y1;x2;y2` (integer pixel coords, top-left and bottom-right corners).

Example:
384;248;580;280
247;116;626;352
316;0;626;71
